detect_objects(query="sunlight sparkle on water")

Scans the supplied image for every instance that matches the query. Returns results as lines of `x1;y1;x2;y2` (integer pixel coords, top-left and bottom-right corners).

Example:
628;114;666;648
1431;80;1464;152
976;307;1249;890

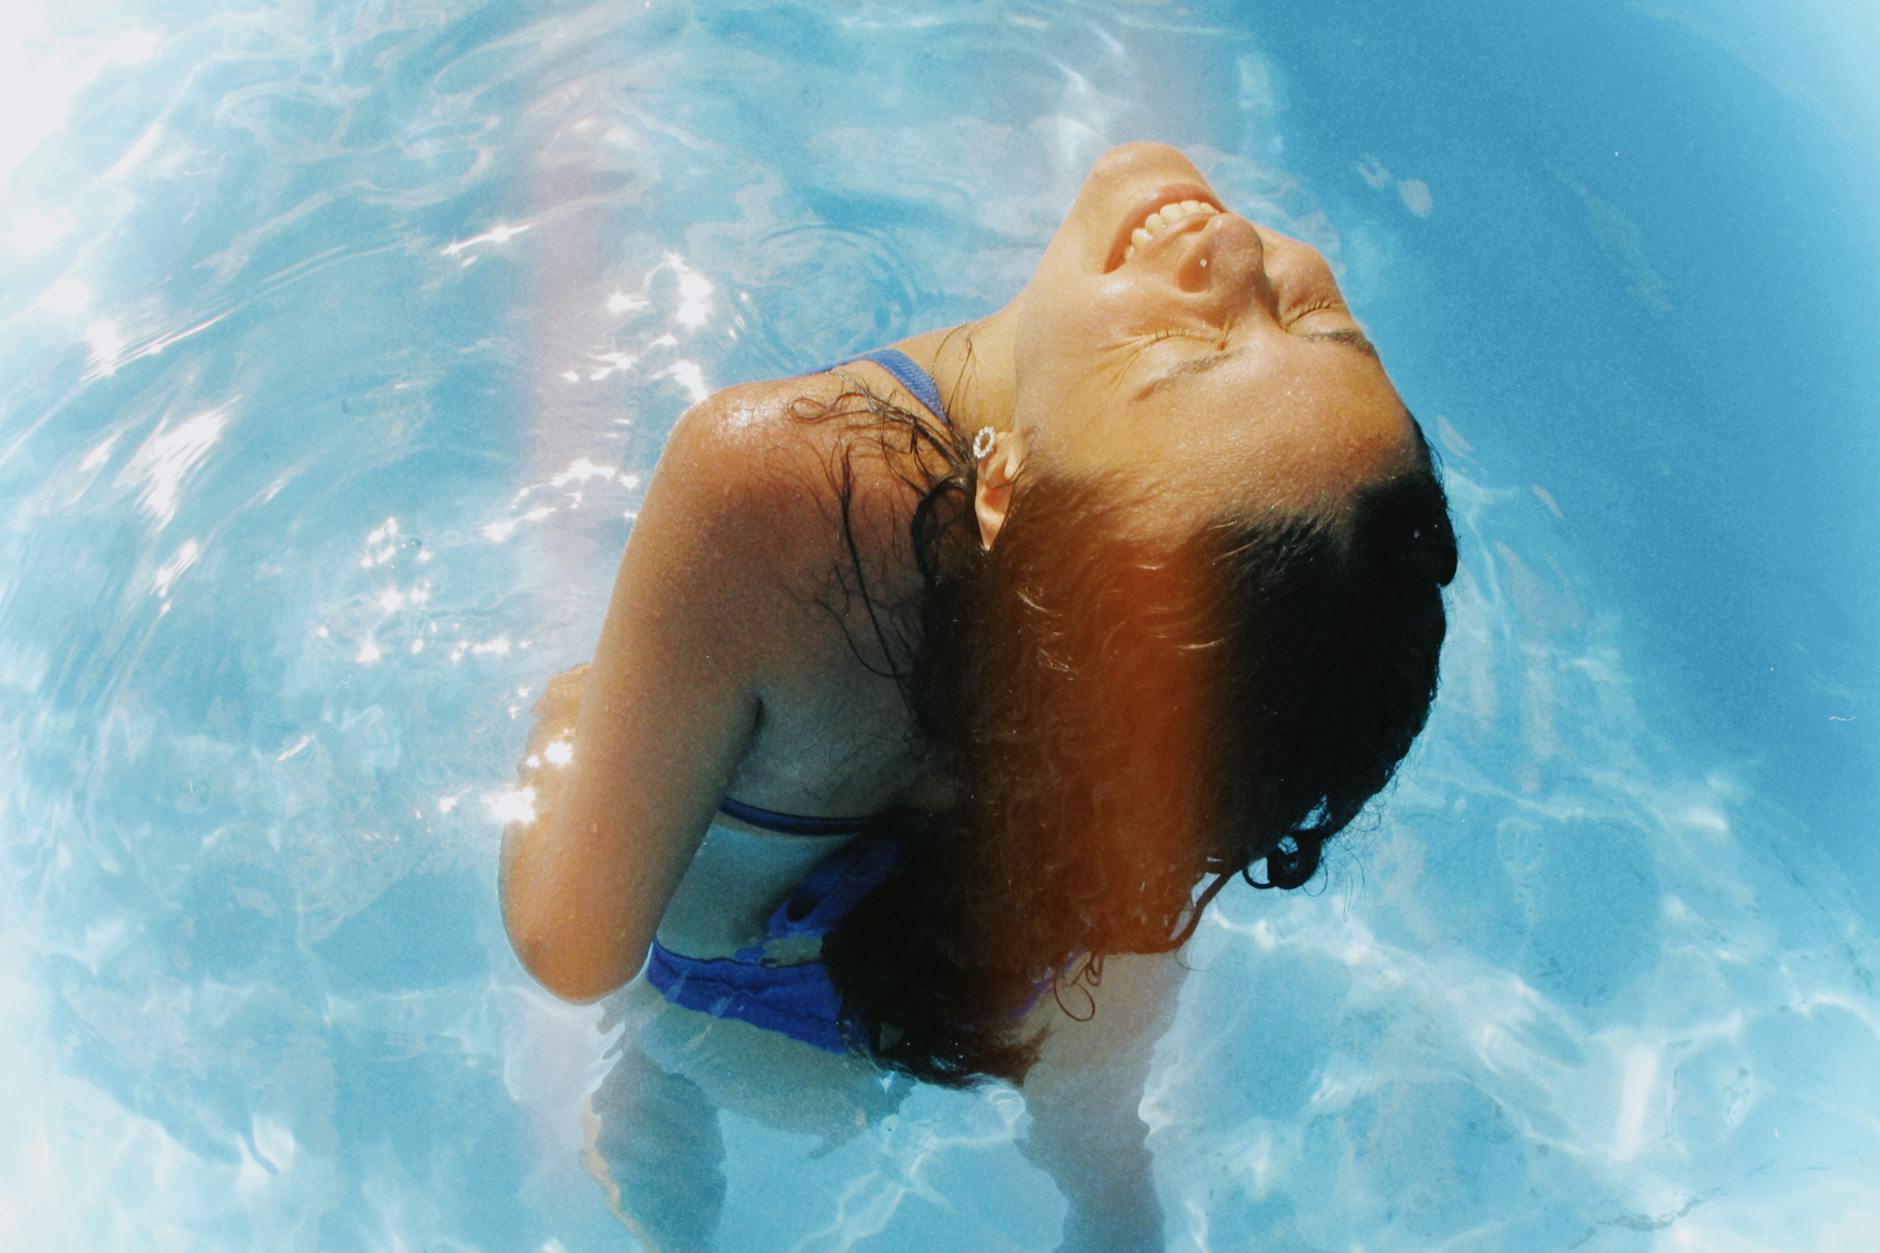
152;539;201;598
441;221;533;257
675;270;713;329
117;408;229;527
586;349;637;382
36;274;88;312
661;360;709;403
552;458;635;488
487;787;536;826
84;318;123;375
78;434;116;472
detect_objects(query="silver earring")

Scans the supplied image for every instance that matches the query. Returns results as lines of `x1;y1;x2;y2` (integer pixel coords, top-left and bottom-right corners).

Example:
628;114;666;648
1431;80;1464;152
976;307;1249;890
972;426;996;461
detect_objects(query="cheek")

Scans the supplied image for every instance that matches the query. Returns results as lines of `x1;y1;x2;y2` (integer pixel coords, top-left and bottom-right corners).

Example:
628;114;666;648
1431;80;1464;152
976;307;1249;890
1014;263;1156;425
1015;281;1080;375
1023;272;1138;352
1017;289;1116;401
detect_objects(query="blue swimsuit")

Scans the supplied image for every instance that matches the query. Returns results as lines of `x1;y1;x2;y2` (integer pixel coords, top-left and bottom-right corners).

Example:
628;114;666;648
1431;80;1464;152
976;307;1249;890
643;349;949;1053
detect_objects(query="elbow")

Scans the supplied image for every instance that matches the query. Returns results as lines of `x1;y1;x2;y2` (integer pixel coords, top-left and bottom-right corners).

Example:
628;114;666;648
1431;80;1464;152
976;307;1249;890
514;941;642;1005
501;895;649;1004
497;817;653;1003
521;963;623;1006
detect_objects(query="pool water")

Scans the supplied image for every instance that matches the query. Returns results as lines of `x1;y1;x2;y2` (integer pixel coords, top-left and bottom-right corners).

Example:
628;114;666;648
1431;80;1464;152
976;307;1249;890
3;1;1876;1249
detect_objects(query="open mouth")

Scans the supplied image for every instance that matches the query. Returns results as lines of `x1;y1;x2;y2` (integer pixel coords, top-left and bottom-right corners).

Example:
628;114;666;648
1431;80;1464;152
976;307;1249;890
1104;183;1222;271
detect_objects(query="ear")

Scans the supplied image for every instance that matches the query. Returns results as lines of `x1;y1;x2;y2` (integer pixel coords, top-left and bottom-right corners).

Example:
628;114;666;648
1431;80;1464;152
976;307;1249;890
973;429;1029;550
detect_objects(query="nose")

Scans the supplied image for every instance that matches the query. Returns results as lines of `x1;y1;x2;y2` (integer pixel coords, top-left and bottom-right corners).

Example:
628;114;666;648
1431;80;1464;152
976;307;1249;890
1252;226;1342;305
1176;212;1277;319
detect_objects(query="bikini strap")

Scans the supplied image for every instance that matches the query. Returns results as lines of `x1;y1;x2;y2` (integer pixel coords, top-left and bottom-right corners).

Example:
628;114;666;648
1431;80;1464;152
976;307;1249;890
718;795;870;837
834;348;952;427
766;832;909;942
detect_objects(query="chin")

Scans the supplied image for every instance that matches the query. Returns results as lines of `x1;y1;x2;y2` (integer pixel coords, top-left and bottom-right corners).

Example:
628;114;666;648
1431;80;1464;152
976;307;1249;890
1089;142;1203;186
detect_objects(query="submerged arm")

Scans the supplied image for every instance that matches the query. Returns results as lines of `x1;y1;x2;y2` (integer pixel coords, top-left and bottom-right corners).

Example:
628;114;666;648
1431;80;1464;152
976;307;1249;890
1018;951;1187;1252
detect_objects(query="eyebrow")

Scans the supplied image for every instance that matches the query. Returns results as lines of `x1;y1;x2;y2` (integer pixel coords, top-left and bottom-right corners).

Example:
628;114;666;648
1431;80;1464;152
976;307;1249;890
1300;328;1381;360
1136;328;1382;396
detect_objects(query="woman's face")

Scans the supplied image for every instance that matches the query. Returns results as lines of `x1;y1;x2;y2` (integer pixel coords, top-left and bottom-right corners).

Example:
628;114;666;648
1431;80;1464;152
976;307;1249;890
1012;143;1419;528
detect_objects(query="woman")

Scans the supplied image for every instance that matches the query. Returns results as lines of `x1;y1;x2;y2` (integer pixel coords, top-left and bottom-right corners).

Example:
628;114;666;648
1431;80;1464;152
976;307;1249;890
501;142;1457;1248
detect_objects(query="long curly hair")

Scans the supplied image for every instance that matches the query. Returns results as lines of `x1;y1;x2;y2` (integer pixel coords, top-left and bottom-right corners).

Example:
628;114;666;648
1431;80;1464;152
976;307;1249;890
798;373;1458;1088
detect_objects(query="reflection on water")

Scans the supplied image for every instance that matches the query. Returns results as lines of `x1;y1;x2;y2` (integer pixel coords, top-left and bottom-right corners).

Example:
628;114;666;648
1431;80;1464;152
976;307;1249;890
1149;455;1880;1246
0;1;1875;1249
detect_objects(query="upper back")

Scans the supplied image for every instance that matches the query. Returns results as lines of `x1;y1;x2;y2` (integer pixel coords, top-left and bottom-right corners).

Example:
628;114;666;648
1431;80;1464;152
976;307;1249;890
665;367;943;817
501;362;948;998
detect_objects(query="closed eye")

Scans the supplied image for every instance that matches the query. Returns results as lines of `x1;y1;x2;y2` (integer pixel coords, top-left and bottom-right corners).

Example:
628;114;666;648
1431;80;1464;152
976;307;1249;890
1146;327;1227;350
1286;300;1346;327
1285;301;1379;359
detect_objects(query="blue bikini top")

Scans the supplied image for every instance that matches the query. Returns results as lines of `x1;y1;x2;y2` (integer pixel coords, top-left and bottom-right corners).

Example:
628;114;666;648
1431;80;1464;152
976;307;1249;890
830;347;952;427
717;347;951;839
718;795;871;837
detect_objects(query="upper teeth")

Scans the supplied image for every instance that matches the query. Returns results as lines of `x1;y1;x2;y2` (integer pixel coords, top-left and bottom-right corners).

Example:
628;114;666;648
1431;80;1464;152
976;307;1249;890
1122;199;1218;263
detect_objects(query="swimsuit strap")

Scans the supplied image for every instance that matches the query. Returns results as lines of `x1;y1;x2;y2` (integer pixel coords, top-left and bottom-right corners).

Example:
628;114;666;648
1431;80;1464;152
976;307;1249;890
765;831;908;941
642;830;913;1055
718;795;872;837
835;348;952;426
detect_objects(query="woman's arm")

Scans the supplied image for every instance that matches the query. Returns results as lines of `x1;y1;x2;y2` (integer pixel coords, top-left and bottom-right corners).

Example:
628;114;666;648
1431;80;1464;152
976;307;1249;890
1018;952;1187;1252
499;389;795;1001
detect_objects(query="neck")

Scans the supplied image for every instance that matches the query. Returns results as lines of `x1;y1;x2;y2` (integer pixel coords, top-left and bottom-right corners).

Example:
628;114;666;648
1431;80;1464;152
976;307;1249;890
899;300;1022;436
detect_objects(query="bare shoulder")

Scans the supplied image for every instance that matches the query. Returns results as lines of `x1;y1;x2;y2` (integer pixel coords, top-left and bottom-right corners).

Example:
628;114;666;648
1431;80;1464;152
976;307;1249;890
641;372;922;668
656;378;821;499
642;379;826;569
664;371;878;455
653;371;919;575
655;373;869;513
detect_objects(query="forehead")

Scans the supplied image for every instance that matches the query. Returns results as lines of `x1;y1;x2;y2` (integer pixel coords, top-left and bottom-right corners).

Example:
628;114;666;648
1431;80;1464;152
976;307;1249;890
1120;336;1419;520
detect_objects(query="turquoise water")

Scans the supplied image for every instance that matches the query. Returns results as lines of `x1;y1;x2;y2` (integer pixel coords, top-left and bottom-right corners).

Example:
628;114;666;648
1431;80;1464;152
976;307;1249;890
3;2;1876;1248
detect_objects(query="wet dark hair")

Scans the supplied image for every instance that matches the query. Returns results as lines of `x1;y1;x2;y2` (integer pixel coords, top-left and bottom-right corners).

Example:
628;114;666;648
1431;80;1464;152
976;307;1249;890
800;377;1458;1088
